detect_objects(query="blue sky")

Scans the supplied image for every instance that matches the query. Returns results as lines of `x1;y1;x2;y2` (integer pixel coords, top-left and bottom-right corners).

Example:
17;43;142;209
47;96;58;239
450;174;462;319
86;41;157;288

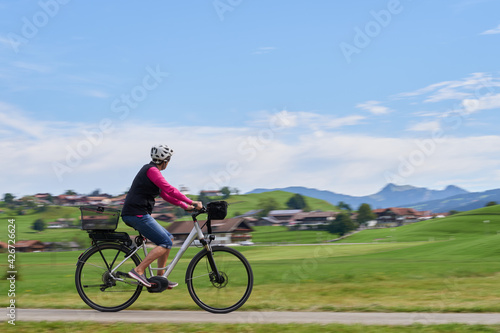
1;0;500;199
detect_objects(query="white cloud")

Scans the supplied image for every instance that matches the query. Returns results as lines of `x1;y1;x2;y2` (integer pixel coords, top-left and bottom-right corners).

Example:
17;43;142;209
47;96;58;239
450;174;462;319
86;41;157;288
2;105;500;198
394;72;500;104
0;102;53;139
294;112;366;129
249;110;365;130
480;24;500;35
461;93;500;114
393;81;451;99
407;120;441;132
325;115;366;128
356;100;391;115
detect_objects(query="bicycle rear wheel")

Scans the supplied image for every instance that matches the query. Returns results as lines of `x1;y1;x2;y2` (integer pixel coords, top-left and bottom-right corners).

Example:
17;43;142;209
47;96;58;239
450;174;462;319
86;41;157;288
186;246;253;313
75;243;142;312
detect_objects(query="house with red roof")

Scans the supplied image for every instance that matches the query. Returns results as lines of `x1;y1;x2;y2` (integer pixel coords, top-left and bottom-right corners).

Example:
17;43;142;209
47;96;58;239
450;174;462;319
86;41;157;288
374;207;431;227
167;217;254;245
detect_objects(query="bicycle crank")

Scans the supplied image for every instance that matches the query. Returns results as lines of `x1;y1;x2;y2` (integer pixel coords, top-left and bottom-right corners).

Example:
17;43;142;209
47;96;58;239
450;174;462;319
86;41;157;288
146;276;170;293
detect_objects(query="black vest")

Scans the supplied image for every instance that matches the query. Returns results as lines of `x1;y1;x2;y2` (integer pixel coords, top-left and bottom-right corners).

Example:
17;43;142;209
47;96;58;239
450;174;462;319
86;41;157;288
121;162;160;216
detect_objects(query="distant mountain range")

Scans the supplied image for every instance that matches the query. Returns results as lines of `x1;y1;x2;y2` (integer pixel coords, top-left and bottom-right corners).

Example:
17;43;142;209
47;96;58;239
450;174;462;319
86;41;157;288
247;184;500;213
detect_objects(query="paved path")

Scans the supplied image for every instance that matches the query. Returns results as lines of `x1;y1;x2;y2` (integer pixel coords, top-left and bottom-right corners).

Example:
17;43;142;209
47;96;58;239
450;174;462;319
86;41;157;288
12;309;500;325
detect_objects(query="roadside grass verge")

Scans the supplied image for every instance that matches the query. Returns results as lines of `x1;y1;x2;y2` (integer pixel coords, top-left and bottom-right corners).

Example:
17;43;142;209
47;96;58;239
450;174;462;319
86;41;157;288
3;322;500;333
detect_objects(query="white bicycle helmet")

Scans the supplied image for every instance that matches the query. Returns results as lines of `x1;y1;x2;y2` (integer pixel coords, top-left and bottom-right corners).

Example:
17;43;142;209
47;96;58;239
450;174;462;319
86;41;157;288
151;144;173;164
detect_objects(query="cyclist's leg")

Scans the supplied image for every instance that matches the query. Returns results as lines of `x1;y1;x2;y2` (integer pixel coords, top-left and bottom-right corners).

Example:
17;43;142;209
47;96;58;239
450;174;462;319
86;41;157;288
157;229;174;275
122;215;173;276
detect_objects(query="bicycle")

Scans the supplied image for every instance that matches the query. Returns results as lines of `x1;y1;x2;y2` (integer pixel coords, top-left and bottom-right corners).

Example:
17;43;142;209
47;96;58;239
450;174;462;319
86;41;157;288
75;201;253;313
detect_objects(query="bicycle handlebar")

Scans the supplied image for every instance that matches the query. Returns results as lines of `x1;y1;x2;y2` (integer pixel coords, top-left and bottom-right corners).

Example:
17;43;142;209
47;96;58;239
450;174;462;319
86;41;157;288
191;206;207;220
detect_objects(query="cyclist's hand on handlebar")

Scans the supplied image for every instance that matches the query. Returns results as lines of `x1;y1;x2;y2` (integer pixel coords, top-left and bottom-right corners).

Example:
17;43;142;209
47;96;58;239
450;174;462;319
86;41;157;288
187;201;203;211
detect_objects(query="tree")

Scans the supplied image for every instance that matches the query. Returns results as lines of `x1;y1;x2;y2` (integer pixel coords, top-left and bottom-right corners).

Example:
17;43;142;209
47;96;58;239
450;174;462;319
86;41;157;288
173;206;187;218
357;203;377;225
21;196;36;209
3;193;15;204
90;189;101;196
449;210;460;216
486;201;498;207
338;201;352;212
327;212;357;236
32;219;46;232
286;194;309;210
221;187;231;199
65;190;77;195
257;198;279;218
198;191;210;206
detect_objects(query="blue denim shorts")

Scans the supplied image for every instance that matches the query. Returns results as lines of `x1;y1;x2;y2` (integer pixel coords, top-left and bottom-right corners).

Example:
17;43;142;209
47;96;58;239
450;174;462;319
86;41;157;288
122;214;173;249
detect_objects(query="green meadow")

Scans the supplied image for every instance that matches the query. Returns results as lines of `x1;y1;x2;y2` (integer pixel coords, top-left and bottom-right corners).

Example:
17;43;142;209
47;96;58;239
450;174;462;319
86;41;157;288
3;204;500;314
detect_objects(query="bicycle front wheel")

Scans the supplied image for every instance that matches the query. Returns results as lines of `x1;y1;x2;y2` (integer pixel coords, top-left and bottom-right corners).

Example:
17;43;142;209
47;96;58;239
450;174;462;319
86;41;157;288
75;243;143;312
186;246;253;313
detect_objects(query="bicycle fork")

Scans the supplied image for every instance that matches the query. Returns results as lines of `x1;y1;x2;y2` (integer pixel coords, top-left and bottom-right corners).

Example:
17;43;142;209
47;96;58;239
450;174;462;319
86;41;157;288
199;238;224;284
191;216;224;284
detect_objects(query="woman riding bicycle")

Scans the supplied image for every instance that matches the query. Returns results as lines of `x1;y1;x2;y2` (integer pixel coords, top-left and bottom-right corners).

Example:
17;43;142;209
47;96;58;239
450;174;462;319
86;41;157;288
121;144;202;288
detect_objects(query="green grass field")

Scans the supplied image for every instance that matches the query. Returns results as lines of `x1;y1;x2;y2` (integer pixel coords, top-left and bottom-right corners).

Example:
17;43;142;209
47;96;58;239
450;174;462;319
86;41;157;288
3;201;500;333
3;204;500;313
251;226;334;243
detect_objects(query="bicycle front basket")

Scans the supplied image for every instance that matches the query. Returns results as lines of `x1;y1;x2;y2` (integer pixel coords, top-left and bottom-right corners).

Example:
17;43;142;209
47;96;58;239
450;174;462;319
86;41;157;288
206;201;228;220
80;205;121;231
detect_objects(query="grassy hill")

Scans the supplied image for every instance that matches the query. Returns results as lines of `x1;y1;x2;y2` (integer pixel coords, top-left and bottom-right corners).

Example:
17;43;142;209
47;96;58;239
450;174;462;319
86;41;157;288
2;206;86;244
224;190;338;217
340;205;500;244
336;205;500;267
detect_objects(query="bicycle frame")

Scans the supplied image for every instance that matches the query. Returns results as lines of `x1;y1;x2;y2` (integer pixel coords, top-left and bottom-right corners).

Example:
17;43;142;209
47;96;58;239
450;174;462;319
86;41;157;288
160;218;207;278
103;216;211;283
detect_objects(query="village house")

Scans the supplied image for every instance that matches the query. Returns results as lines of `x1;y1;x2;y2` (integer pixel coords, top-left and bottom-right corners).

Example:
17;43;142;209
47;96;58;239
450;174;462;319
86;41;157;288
373;207;431;227
86;195;112;205
14;240;47;252
47;218;76;229
289;211;338;230
54;195;88;206
167;217;254;245
200;190;224;197
109;194;127;206
255;209;302;226
255;209;338;229
34;193;53;205
45;241;82;251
